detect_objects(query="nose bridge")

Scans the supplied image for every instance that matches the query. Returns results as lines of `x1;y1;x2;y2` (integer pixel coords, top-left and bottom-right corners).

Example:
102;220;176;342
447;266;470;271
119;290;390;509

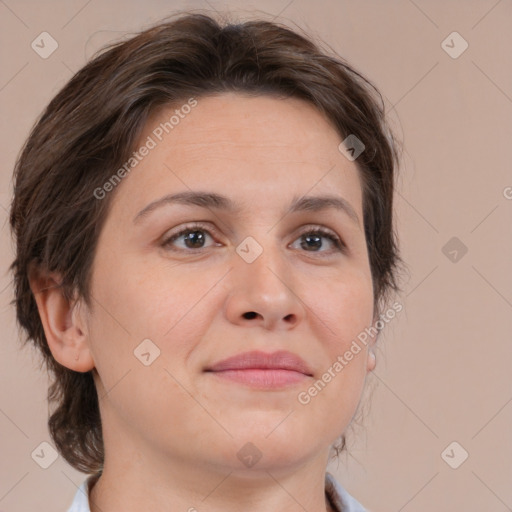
236;228;290;285
225;230;304;329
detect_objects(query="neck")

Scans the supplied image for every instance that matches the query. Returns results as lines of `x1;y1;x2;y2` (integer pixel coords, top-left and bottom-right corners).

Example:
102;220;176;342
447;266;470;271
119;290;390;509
89;451;334;512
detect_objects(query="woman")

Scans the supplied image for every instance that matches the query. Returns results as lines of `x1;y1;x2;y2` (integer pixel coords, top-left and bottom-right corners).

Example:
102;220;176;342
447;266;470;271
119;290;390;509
9;10;401;512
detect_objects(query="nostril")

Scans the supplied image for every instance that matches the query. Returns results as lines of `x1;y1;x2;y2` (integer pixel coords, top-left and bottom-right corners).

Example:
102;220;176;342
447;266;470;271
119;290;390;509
243;311;258;319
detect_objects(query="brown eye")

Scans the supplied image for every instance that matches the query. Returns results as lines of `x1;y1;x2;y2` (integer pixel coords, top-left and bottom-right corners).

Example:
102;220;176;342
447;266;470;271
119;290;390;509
291;227;345;254
162;224;217;251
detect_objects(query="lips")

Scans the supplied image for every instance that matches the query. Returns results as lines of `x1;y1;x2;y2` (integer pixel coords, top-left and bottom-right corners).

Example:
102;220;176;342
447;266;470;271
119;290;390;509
205;350;313;375
204;350;313;389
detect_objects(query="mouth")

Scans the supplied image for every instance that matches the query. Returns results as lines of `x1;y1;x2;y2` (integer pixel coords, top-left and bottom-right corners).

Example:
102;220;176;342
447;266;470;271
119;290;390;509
204;350;313;390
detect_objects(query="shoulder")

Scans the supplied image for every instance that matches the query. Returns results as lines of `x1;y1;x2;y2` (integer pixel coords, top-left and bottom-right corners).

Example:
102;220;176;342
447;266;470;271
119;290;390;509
66;474;99;512
325;472;369;512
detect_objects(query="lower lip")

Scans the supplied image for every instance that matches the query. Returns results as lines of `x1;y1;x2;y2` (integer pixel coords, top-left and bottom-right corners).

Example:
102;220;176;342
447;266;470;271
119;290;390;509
207;369;309;389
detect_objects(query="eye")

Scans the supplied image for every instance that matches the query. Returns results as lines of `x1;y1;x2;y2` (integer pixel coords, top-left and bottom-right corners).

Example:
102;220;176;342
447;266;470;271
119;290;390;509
162;223;218;251
290;226;345;254
161;223;345;255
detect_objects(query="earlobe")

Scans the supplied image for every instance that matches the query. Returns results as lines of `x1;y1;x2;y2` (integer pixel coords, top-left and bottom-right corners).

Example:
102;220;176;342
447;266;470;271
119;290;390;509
28;267;95;373
367;350;376;372
367;309;381;373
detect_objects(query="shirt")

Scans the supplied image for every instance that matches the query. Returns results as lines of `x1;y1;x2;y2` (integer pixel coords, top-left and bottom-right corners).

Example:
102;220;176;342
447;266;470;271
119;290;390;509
67;471;367;512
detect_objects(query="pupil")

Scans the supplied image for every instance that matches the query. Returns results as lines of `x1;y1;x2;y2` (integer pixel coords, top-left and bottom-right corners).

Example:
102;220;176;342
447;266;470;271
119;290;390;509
185;230;204;248
302;234;321;251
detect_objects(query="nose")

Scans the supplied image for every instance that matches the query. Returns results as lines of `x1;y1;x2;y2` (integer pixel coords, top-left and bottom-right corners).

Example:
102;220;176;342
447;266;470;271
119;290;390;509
223;243;305;331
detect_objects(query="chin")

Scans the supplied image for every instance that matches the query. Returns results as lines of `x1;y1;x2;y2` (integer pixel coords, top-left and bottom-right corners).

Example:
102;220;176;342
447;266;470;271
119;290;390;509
214;425;322;472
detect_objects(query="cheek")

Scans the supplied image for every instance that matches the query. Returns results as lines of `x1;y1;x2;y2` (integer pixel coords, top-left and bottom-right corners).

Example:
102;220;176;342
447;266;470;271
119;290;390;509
89;255;222;378
127;262;222;343
299;267;373;409
86;257;210;430
308;266;374;349
296;275;372;432
91;249;204;334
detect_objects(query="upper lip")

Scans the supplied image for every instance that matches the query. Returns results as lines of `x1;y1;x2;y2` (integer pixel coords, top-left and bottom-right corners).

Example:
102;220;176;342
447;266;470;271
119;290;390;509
205;350;313;376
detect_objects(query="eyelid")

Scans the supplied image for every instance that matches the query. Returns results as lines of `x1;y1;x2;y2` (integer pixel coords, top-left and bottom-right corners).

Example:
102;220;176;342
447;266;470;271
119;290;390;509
162;221;346;253
292;224;346;252
162;221;219;246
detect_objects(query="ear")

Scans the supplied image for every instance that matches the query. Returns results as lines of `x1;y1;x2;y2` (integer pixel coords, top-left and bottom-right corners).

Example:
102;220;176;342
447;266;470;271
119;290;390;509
366;309;379;373
28;265;95;373
366;348;376;372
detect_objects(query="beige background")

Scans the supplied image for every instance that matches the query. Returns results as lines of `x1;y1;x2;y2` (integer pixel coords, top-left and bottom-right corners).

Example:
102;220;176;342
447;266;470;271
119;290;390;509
1;1;511;511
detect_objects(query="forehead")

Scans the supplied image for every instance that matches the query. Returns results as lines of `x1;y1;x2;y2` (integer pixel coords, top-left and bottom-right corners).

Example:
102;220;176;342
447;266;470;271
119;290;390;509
146;92;341;159
109;93;363;220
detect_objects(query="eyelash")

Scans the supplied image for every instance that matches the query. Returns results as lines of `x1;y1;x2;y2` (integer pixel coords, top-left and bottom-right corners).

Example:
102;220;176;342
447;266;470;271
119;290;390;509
161;222;346;255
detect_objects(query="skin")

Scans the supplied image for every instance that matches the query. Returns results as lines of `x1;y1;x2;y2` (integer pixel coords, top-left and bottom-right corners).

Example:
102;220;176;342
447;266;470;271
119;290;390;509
31;92;377;512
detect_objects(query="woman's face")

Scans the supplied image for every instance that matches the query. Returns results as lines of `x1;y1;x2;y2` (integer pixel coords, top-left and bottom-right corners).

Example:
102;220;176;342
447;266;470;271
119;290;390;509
83;92;375;473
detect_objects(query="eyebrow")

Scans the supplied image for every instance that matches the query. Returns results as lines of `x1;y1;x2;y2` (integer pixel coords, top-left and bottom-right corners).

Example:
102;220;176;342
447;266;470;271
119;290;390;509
133;190;360;226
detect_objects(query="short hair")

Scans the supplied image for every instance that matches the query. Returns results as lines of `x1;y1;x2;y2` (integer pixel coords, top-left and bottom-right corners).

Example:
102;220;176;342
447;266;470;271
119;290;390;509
9;10;402;474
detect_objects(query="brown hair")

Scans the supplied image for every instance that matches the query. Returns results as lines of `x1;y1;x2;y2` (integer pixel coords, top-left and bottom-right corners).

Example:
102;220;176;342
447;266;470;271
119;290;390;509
9;10;402;474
